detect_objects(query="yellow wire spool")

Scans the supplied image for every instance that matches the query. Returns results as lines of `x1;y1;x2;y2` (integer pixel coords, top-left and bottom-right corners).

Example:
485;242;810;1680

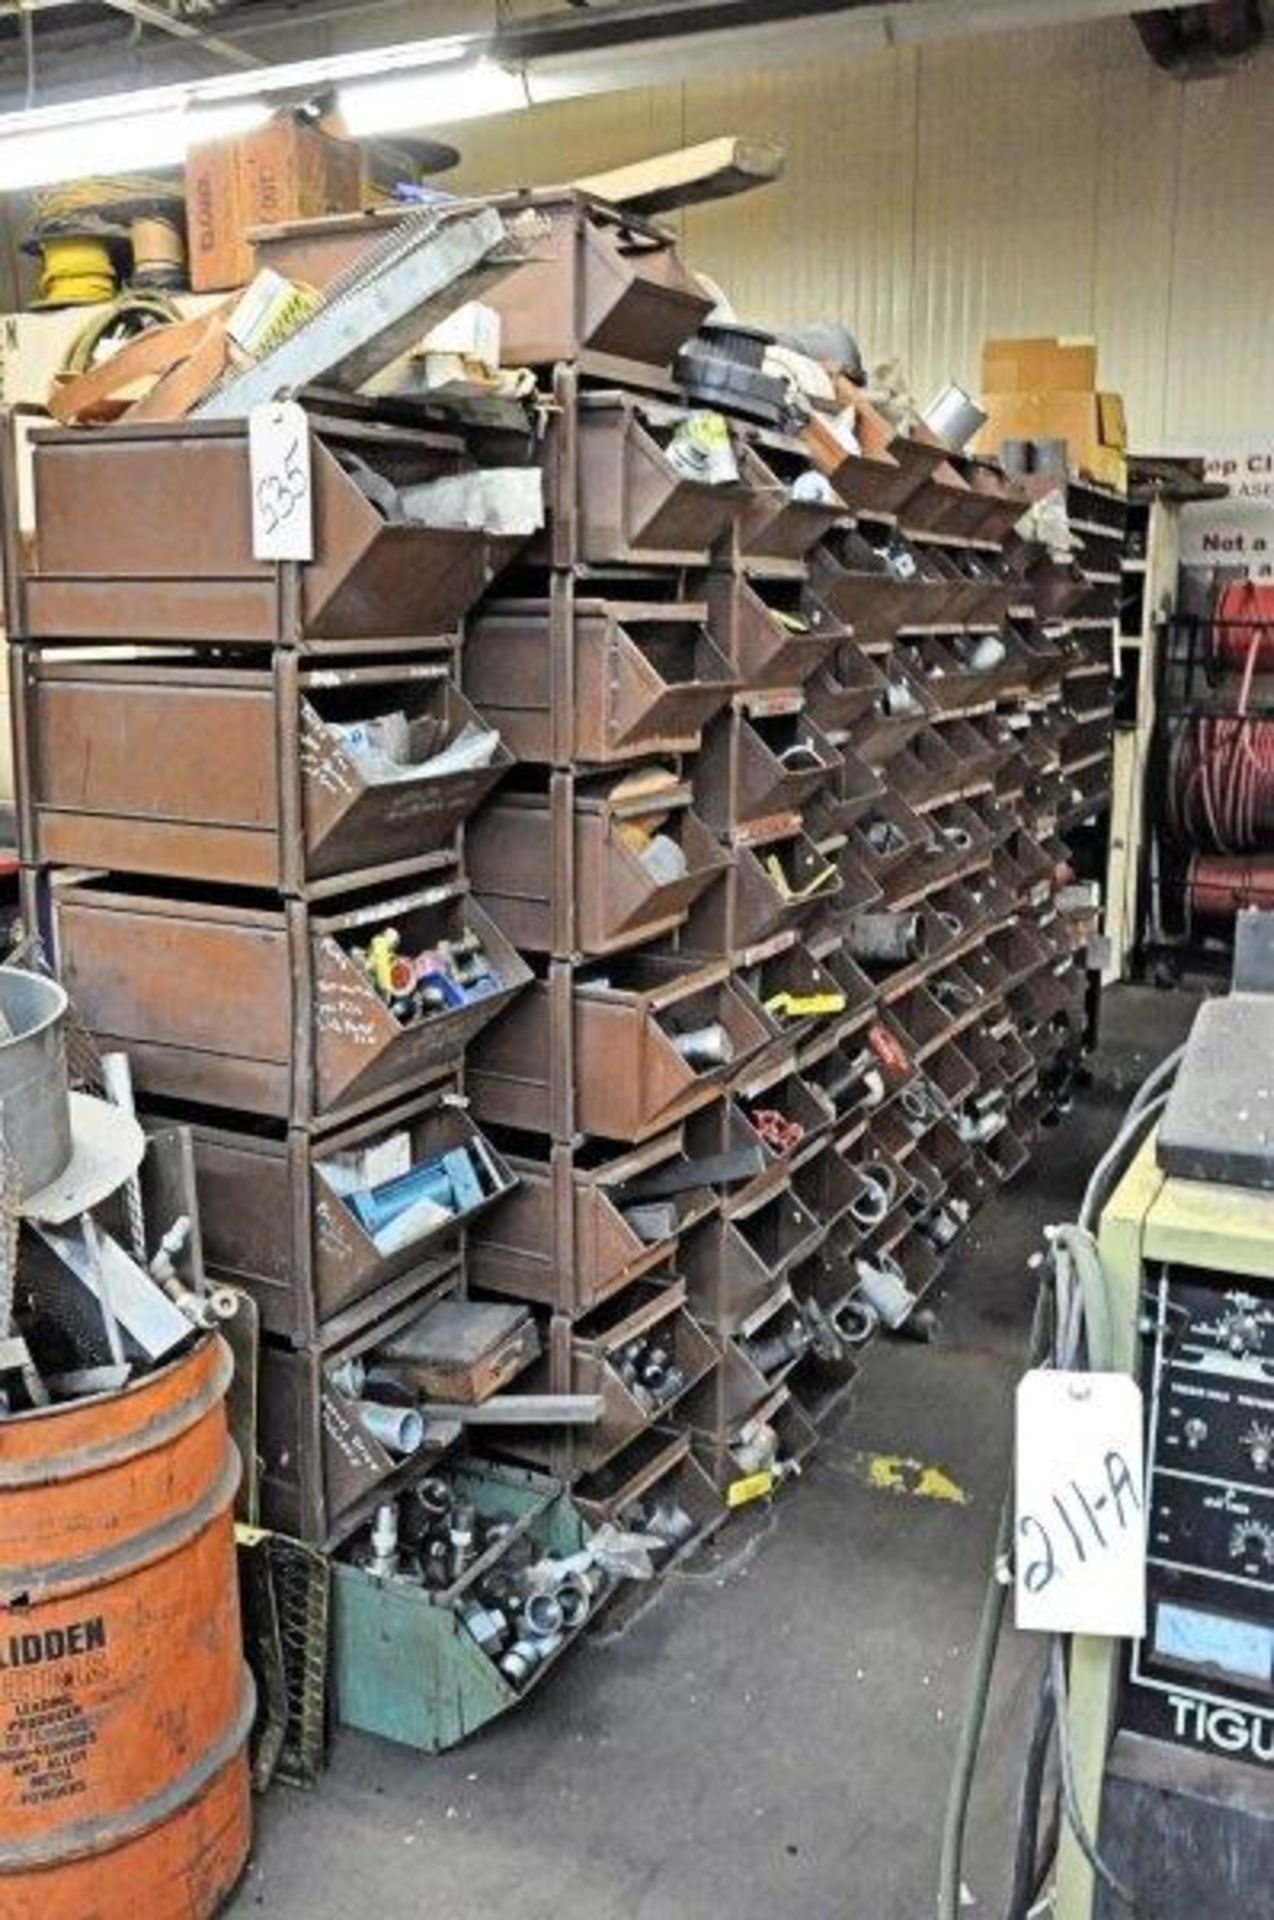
36;235;118;307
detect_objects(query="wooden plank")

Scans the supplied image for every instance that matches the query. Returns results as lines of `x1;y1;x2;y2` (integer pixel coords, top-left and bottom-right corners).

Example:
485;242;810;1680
573;136;784;215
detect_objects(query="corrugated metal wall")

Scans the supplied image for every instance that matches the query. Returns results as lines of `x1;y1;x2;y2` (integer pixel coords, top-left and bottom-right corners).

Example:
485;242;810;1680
450;18;1274;450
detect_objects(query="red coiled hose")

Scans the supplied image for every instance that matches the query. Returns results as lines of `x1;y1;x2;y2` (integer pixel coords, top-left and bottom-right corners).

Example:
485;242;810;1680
1187;853;1274;925
1170;583;1274;852
1211;579;1274;671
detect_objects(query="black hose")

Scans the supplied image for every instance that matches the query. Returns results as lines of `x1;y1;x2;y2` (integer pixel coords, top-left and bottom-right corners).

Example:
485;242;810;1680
1006;1671;1055;1920
937;1286;1052;1920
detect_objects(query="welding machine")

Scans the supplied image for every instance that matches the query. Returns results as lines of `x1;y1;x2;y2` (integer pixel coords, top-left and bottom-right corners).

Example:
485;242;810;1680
1055;913;1274;1917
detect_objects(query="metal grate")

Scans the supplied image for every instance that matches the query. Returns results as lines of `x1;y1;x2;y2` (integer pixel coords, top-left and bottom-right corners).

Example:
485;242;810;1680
268;1533;332;1790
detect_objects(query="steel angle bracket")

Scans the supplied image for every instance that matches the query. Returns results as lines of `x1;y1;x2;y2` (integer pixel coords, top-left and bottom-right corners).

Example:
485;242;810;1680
32;1217;191;1360
196;205;540;418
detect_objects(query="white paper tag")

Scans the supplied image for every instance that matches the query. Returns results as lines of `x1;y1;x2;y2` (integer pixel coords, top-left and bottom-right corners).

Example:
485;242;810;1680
1015;1369;1147;1637
249;400;313;561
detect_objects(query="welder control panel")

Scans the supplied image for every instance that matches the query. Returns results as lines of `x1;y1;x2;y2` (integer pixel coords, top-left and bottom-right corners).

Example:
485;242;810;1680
1123;1263;1274;1767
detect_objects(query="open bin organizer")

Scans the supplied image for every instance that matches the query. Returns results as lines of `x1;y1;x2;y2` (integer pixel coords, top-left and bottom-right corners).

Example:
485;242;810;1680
257;1260;466;1543
491;1277;719;1477
467;1129;718;1317
174;1084;515;1345
465;592;736;766
12;415;524;648
562;391;751;567
332;1460;607;1752
468;955;771;1143
467;774;729;957
573;1428;726;1560
51;872;531;1126
704;572;846;692
802;397;946;522
5;196;1111;1689
732;429;846;567
693;701;843;837
479;189;713;370
14;650;511;895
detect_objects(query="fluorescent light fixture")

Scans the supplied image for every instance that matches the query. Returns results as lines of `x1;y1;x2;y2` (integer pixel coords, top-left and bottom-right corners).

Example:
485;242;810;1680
338;59;527;137
0;0;1204;194
0;33;488;193
0;98;271;193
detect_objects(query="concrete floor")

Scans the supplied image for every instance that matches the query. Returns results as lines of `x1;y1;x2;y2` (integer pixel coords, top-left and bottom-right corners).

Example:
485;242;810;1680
229;982;1202;1920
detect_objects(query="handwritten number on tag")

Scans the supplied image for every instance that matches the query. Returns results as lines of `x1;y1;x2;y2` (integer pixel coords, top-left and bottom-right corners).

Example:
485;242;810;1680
1015;1371;1146;1637
255;436;307;535
249;400;313;560
1018;1450;1140;1594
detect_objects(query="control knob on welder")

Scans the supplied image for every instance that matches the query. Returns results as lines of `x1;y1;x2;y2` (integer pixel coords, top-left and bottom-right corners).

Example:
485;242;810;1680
1241;1421;1274;1475
1223;1308;1262;1357
1183;1417;1209;1451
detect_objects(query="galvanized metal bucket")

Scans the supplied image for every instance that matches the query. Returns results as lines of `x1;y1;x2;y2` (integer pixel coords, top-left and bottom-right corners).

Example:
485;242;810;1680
0;966;72;1197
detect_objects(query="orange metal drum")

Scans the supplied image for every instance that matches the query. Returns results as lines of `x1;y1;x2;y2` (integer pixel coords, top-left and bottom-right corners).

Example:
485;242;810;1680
0;1335;252;1918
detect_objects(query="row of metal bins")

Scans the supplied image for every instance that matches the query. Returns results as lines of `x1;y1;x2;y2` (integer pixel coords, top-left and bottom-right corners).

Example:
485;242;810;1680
10;403;539;1567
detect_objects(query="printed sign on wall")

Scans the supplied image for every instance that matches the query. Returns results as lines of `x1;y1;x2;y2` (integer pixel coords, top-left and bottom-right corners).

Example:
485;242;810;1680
1178;444;1274;581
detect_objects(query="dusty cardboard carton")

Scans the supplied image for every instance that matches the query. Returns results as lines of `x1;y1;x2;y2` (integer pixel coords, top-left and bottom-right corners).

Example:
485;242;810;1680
187;116;363;292
973;388;1127;491
1097;390;1127;451
981;335;1098;394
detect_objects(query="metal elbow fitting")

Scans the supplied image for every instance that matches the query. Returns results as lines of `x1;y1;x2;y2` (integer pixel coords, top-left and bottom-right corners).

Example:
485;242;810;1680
522;1590;564;1638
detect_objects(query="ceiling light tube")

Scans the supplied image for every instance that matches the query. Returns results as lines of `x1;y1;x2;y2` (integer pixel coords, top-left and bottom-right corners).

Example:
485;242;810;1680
0;98;272;192
338;58;528;137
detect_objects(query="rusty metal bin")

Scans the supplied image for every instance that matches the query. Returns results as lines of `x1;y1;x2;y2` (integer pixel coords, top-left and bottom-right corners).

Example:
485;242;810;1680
464;594;735;766
16;417;510;647
179;1085;511;1343
802;396;934;520
682;1183;824;1333
734;431;844;567
805;742;885;837
468;955;771;1144
482;191;712;367
693;702;841;836
691;1385;818;1496
17;650;511;894
687;1072;831;1216
811;532;966;640
467;775;728;957
246;191;709;371
54;875;529;1125
804;637;887;732
899;455;990;542
729;942;858;1087
683;832;841;958
256;1264;463;1546
496;1277;718;1477
704;573;844;692
573;1428;725;1558
467;1130;717;1317
571;393;750;565
944;457;1027;544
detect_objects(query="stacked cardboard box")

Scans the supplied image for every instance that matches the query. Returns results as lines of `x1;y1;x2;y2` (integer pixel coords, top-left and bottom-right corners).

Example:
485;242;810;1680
974;335;1127;493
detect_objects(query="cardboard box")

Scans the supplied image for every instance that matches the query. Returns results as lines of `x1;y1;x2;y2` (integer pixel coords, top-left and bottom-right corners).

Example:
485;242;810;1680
186;117;363;292
981;335;1098;394
973;388;1127;491
1097;390;1127;451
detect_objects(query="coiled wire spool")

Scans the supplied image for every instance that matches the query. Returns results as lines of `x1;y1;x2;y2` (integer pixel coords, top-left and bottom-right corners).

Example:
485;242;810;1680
36;234;117;306
1211;579;1274;672
1185;852;1274;928
1169;579;1274;855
